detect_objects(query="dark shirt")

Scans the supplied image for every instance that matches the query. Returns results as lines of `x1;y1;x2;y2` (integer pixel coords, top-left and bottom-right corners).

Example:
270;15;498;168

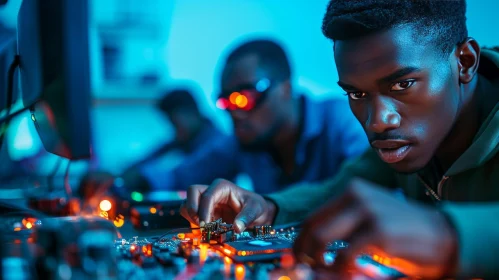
141;95;369;194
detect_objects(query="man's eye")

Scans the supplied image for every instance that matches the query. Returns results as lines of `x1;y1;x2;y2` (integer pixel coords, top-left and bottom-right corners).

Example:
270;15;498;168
390;80;415;91
347;92;367;100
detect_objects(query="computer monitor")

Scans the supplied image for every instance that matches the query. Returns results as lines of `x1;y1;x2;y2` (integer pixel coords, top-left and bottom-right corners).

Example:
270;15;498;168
16;0;91;160
0;30;17;114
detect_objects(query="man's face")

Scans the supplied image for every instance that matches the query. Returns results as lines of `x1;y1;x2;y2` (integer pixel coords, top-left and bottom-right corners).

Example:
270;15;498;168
335;24;462;173
221;54;288;150
168;110;200;143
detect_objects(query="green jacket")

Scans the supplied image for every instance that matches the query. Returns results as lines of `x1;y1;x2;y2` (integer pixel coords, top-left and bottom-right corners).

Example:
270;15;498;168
266;48;499;278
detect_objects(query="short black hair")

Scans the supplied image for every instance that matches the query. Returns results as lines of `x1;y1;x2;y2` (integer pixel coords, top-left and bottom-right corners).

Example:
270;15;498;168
322;0;468;54
224;39;291;81
157;88;200;115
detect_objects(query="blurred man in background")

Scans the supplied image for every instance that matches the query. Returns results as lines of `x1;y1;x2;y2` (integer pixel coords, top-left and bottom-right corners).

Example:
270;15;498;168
80;87;223;197
128;88;220;170
134;38;368;195
121;88;223;191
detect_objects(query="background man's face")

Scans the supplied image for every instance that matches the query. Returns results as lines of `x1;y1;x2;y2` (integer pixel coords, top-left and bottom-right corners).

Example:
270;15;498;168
168;110;201;143
334;24;462;173
221;54;287;150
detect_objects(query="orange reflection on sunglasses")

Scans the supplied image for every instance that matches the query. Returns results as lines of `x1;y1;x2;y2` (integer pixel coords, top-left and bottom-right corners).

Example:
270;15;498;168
235;95;248;108
229;92;240;104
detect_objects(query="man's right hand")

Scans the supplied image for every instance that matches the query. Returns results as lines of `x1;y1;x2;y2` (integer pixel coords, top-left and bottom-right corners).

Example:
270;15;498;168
180;179;277;233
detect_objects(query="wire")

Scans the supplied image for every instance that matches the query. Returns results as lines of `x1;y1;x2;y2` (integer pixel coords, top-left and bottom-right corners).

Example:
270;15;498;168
0;55;20;151
0;103;35;125
153;222;302;243
64;160;72;197
156;227;201;241
154;222;302;244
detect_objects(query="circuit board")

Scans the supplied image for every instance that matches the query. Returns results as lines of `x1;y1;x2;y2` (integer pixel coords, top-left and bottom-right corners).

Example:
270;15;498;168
113;219;406;280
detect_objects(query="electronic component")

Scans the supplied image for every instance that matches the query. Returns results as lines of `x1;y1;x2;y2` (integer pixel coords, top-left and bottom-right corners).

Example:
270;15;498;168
129;200;189;230
199;218;234;243
0;217;407;279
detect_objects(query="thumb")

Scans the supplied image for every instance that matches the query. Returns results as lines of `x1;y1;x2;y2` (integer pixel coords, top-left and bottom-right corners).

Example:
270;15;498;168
233;201;262;233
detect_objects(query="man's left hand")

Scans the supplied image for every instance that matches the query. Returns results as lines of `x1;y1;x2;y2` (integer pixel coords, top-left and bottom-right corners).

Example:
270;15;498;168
293;178;457;279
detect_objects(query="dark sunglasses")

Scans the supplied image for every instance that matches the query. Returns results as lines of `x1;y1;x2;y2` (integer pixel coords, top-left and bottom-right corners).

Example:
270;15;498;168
216;78;272;111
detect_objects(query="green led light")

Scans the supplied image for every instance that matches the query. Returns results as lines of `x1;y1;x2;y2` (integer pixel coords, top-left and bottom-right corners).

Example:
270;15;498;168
131;191;143;202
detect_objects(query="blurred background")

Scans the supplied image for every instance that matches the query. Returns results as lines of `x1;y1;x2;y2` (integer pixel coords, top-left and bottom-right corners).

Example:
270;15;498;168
1;0;498;182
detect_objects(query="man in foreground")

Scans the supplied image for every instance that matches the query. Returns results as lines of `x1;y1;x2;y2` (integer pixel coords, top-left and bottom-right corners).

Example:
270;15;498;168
181;0;499;278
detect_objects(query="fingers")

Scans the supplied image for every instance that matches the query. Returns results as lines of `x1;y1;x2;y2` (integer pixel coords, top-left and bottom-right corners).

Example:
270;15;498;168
331;226;375;273
198;179;240;224
233;200;263;233
294;204;365;268
179;200;197;225
182;179;266;233
180;184;209;225
294;189;354;263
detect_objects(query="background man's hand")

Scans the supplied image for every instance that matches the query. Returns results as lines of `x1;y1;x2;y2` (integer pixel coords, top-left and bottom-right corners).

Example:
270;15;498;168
293;178;457;279
180;179;277;233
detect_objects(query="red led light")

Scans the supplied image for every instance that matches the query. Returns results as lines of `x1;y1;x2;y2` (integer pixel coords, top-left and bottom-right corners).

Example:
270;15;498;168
216;98;229;109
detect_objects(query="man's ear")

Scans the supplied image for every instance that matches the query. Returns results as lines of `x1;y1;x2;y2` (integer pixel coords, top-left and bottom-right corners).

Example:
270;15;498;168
456;38;481;84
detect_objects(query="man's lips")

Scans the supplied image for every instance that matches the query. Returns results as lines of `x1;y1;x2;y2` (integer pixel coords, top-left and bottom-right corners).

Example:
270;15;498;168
371;140;412;164
371;140;411;149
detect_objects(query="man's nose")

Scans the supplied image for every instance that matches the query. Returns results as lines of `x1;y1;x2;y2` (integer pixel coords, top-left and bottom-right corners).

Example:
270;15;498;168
366;95;401;134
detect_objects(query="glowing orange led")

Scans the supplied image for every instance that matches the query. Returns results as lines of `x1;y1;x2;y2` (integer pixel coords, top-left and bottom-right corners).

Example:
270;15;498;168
149;207;157;214
14;227;21;231
373;254;379;261
25;222;33;229
278;276;291;280
241;251;247;256
100;211;109;219
224;256;232;277
224;249;232;255
200;244;208;264
177;233;185;239
235;265;245;280
114;218;124;228
99;200;112;211
235;95;248;108
229;92;241;104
